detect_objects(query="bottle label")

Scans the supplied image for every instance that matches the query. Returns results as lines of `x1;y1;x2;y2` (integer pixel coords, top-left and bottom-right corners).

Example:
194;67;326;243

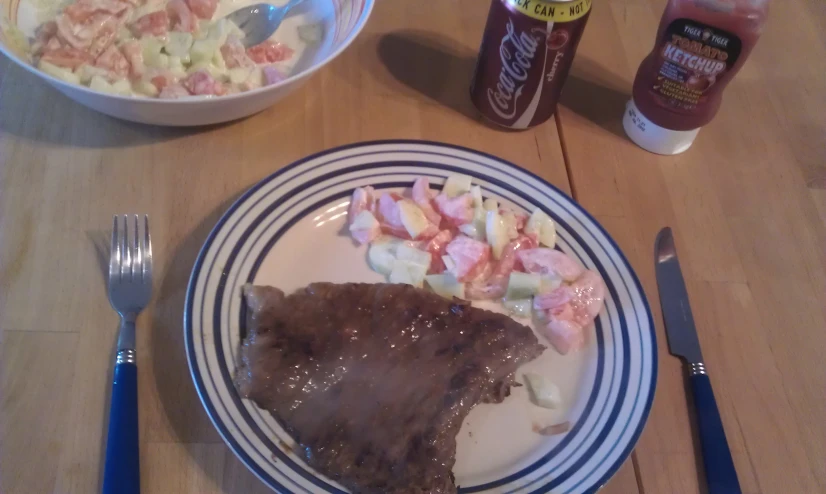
650;18;742;113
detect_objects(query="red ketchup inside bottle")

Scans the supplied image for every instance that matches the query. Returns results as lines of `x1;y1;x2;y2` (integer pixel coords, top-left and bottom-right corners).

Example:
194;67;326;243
623;0;769;154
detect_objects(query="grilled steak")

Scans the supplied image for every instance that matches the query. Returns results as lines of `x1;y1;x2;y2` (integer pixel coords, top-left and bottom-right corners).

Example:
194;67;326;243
236;283;545;494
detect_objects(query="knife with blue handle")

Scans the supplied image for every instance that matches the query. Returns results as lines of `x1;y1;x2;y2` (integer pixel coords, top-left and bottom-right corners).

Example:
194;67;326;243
655;227;741;494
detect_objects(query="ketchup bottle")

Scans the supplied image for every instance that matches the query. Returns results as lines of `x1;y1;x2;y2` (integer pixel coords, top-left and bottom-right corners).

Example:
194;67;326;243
623;0;769;154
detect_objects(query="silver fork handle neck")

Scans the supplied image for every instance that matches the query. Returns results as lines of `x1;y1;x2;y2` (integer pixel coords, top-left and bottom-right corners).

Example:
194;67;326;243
117;315;137;353
116;349;137;364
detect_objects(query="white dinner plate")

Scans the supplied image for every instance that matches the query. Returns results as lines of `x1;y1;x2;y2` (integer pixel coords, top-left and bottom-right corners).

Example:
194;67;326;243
185;140;657;494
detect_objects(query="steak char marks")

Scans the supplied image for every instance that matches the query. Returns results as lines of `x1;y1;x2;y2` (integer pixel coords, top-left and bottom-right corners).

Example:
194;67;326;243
237;283;544;494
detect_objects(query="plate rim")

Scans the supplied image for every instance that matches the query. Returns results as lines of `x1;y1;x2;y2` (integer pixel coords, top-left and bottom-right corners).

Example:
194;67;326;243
184;139;658;494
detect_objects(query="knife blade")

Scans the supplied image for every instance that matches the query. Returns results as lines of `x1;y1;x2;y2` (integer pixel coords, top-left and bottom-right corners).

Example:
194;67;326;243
654;227;703;364
654;227;742;494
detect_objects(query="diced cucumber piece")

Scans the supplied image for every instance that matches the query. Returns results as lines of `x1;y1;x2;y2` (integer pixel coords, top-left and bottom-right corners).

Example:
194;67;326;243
540;218;557;248
458;222;482;240
111;79;132;95
206;19;232;46
76;64;109;84
194;19;211;40
208;64;229;81
186;61;207;73
116;26;132;43
525;208;557;248
505;272;541;300
483;197;498;212
297;23;323;44
397;200;431;239
212;48;227;71
425;273;465;300
457;207;487;241
367;236;404;275
142;36;169;68
349;210;379;232
247;66;263;86
389;260;428;288
442;255;455;273
504;299;533;318
470;185;483;208
168;55;186;75
523;372;562;409
140;36;164;58
149;52;169;69
226;20;245;39
395;244;431;269
3;22;29;58
442;174;473;198
39;61;80;84
135;80;159;96
89;75;115;93
190;39;218;65
486;210;508;259
229;66;253;84
501;209;519;240
164;31;193;58
473;207;487;237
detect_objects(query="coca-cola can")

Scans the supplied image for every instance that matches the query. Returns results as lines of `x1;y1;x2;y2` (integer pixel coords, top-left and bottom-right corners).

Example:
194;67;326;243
470;0;592;129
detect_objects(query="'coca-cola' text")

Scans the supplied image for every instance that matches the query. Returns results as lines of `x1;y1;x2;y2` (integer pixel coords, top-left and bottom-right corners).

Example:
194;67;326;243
486;20;543;120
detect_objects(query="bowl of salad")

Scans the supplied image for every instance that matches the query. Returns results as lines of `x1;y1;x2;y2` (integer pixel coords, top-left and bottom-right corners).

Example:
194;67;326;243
0;0;373;125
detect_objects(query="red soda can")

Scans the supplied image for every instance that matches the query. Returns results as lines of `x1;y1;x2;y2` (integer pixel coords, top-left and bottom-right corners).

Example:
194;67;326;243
470;0;592;129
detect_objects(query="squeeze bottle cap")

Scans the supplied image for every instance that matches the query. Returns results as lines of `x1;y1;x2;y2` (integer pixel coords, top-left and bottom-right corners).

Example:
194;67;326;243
622;99;701;155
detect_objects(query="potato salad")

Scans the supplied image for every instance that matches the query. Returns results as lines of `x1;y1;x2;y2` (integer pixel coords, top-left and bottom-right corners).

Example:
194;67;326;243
347;175;607;355
29;0;321;97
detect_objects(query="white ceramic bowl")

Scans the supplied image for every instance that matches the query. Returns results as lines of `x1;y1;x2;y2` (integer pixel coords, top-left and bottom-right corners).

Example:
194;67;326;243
0;0;373;125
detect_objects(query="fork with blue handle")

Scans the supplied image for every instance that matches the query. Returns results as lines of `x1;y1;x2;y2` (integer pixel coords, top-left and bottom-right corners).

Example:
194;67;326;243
103;215;152;494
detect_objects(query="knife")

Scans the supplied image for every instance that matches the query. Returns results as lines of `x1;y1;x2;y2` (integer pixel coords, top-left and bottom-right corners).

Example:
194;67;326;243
654;227;741;494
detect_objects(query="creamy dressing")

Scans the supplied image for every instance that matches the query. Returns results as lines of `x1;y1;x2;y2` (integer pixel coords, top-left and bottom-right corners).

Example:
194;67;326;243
17;0;327;97
215;0;307;74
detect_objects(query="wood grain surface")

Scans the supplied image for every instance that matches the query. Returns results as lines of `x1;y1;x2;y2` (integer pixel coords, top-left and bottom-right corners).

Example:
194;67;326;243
1;0;824;493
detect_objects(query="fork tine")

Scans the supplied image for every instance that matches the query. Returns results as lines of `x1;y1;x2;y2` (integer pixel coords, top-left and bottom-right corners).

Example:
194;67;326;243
132;214;140;280
136;215;144;282
109;215;119;282
143;215;153;283
120;215;131;280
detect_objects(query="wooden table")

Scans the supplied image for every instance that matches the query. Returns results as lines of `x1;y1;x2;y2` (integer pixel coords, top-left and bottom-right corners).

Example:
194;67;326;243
2;0;824;492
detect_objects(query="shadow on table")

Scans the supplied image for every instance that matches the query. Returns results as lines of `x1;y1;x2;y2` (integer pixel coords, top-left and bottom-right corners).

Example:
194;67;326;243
0;53;234;148
147;194;241;490
375;30;479;120
84;229;119;492
558;58;630;139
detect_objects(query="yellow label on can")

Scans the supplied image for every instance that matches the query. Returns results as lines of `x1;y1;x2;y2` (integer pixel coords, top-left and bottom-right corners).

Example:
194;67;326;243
505;0;592;23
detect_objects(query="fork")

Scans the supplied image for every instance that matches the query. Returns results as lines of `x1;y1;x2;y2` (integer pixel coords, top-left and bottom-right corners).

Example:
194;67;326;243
103;215;152;494
225;0;308;48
